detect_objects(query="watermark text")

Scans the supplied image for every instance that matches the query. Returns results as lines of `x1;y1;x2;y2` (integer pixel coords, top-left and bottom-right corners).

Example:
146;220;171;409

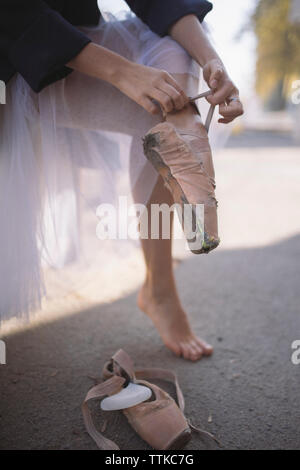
96;196;205;251
291;340;300;365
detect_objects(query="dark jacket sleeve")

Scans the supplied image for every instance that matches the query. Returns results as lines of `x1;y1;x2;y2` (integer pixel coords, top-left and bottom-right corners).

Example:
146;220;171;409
0;0;92;92
125;0;213;37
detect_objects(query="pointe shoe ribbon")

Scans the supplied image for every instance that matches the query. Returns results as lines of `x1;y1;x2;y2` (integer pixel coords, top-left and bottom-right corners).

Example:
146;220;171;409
143;91;220;254
161;90;215;133
82;349;220;450
189;90;215;133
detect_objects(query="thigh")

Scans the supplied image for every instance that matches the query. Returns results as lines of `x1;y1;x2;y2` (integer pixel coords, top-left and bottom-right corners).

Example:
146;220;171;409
57;71;159;135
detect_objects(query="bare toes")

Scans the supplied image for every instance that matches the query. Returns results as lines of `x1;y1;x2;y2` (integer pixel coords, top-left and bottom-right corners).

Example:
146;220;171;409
181;342;202;361
195;338;213;356
180;342;193;361
165;341;181;357
190;339;204;357
188;344;201;361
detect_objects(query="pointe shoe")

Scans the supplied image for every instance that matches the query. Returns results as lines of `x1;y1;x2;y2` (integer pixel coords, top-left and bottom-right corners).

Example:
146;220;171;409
143;94;220;254
82;349;219;450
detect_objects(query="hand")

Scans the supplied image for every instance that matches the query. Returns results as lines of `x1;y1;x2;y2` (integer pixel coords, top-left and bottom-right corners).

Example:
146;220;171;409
114;61;189;115
203;59;244;123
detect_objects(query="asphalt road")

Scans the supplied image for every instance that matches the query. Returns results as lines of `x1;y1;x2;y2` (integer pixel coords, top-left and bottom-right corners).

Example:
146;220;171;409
0;130;300;450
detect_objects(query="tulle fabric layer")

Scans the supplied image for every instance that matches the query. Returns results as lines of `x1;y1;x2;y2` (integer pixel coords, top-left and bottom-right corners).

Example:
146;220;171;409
0;11;222;323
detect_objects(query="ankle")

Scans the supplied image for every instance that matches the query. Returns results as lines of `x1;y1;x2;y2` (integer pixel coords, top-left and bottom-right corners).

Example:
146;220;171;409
142;276;176;303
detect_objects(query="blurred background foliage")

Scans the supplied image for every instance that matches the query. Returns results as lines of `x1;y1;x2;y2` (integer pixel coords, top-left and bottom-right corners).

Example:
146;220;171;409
252;0;300;110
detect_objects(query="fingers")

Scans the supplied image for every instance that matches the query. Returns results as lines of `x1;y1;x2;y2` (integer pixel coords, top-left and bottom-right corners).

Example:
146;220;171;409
152;71;189;113
209;67;223;90
218;98;244;123
157;82;186;110
140;96;160;115
164;73;189;105
202;59;244;124
207;79;234;106
218;117;235;124
139;69;189;115
150;88;175;113
150;85;188;114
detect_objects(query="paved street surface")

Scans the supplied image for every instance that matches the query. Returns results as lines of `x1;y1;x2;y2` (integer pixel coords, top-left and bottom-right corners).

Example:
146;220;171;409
1;129;300;450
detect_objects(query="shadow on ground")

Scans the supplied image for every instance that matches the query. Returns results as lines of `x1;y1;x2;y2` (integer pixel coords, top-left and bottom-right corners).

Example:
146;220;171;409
1;234;300;450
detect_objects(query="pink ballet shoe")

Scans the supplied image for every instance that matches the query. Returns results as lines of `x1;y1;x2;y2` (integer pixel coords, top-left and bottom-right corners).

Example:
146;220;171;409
143;94;220;254
82;349;220;450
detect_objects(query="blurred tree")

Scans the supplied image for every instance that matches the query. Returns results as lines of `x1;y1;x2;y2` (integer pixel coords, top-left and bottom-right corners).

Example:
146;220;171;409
252;0;300;110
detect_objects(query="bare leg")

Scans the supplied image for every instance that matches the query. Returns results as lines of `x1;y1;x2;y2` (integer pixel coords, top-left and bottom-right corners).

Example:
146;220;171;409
134;74;213;361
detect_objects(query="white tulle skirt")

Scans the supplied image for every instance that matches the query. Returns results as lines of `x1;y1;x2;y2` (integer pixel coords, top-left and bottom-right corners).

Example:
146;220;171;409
0;11;224;323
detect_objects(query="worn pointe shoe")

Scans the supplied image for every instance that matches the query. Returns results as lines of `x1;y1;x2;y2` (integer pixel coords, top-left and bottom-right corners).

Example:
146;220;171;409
143;95;220;254
82;349;219;450
102;353;192;450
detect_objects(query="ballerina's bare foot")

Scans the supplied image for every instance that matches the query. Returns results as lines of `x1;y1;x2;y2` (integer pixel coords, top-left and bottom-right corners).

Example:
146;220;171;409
137;282;213;362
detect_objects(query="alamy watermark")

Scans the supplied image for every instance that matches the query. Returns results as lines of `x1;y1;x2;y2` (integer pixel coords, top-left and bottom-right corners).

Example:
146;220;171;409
291;340;300;365
291;80;300;105
0;340;6;365
0;80;5;104
96;196;205;251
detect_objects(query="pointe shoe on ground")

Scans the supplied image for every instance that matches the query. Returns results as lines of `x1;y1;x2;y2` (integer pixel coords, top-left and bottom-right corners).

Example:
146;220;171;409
143;94;220;254
82;349;219;450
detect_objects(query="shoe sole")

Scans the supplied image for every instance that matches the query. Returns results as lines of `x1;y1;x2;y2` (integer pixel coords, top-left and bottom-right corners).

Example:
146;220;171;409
165;428;192;450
